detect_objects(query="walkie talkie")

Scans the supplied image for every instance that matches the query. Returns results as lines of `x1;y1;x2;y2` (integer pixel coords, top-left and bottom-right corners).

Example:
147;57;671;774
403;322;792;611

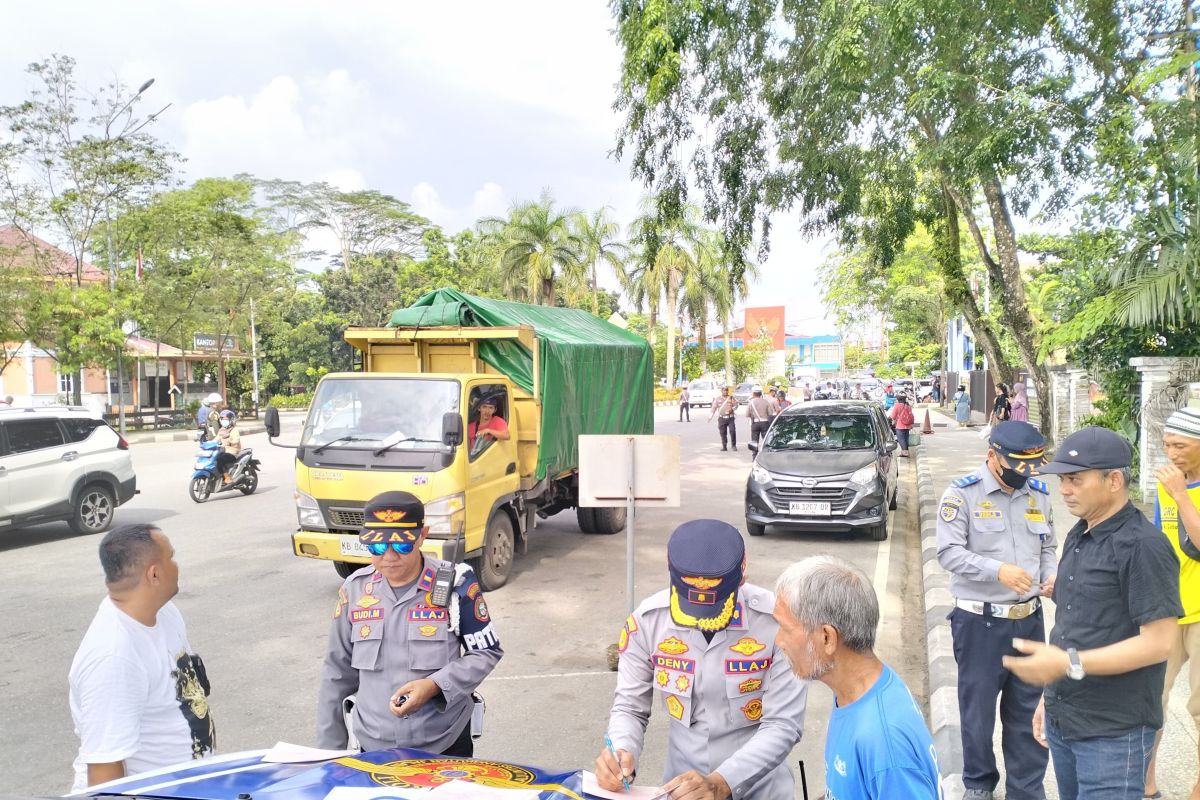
430;561;454;607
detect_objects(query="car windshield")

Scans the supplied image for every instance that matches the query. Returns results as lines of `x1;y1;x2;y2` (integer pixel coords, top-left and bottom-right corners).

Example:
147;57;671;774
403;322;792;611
300;378;460;450
764;413;876;451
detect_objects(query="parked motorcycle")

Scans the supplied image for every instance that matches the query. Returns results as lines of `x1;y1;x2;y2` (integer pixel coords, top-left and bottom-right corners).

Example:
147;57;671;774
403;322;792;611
189;439;261;503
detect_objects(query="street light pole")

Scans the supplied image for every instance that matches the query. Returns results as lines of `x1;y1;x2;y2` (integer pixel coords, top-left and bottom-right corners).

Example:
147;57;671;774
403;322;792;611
250;297;259;414
104;78;155;436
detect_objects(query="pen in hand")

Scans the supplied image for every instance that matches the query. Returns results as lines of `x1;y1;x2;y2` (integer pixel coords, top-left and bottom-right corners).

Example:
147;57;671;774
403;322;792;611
604;732;631;791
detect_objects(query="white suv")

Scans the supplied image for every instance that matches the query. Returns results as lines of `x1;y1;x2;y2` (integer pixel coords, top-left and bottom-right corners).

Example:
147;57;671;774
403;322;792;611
0;407;137;535
686;380;720;407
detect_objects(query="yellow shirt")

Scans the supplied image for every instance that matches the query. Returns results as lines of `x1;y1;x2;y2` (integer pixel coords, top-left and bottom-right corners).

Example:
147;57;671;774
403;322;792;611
1157;480;1200;625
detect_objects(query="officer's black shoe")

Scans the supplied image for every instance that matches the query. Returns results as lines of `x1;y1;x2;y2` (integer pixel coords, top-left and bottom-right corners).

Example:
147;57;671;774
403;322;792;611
963;790;994;800
721;446;727;451
733;445;738;450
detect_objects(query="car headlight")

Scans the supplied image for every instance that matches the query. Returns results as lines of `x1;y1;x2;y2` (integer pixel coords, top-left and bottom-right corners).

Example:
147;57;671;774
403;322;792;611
426;493;466;537
294;490;327;530
849;463;878;487
750;464;773;485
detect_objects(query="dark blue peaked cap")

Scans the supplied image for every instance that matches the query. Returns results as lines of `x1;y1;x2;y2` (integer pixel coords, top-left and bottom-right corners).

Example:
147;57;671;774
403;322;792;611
667;520;745;631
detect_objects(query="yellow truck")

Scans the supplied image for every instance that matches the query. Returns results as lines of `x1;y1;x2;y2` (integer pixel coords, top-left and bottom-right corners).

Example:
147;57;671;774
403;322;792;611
264;289;654;590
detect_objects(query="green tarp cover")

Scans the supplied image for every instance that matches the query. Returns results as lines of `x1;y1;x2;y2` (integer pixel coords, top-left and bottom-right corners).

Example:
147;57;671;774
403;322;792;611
387;288;654;480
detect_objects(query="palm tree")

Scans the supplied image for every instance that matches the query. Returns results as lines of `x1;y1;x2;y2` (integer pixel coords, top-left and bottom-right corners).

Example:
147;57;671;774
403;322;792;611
573;207;628;315
680;234;723;374
482;191;585;306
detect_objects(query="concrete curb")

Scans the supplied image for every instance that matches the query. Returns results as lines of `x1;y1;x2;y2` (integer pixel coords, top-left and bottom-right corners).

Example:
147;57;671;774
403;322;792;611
123;423;267;444
915;446;965;800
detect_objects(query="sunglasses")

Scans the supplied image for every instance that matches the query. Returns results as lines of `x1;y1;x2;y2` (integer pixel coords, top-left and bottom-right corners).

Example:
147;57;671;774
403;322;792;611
367;541;416;556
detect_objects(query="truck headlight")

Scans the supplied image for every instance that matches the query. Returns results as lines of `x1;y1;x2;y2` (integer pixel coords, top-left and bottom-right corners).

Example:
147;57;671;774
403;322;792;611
750;464;773;485
295;490;327;530
849;463;878;487
426;493;466;537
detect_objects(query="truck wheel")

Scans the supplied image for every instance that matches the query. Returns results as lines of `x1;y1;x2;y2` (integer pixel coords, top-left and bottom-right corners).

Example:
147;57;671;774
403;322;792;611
334;561;362;579
576;506;598;533
70;484;116;535
473;513;515;591
591;507;626;534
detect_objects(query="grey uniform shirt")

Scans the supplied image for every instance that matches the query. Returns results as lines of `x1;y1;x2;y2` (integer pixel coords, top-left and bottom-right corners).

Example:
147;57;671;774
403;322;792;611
607;584;807;799
936;468;1057;603
746;398;773;422
317;556;502;752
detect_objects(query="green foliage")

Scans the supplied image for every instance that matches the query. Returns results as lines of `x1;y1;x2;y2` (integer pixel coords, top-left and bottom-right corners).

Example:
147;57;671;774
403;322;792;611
268;392;313;409
654;388;683;402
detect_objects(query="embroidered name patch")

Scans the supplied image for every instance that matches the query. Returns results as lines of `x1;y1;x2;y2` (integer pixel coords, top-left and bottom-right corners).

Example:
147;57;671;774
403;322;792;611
653;655;696;674
409;607;448;622
725;658;772;674
350;608;383;623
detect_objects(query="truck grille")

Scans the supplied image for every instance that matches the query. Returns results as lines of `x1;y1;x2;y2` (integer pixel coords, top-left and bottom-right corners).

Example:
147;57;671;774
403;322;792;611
328;508;365;528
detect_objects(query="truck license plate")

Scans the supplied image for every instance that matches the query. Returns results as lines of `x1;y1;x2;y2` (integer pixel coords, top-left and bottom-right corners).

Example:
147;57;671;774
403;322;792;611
789;501;831;515
339;537;370;558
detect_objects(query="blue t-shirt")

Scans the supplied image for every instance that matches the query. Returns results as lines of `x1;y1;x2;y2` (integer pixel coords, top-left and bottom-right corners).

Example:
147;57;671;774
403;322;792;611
824;664;942;800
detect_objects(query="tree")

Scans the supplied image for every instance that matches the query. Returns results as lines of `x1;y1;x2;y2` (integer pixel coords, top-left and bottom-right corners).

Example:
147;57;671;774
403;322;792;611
482;191;585;306
573;207;629;314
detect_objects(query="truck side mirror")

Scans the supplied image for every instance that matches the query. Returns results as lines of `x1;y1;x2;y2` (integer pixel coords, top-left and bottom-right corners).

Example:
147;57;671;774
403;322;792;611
442;412;463;447
265;406;280;438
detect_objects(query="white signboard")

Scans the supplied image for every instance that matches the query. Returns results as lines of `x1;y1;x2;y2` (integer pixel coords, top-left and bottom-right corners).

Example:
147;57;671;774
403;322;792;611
578;435;680;507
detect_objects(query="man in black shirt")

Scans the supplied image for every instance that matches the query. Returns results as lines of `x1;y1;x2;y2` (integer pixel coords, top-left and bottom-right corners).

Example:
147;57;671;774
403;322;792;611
1004;427;1182;800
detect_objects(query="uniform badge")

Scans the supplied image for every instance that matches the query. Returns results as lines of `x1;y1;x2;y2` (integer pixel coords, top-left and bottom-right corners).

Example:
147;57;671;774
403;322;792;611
333;588;348;619
729;637;766;656
618;615;637;654
656;669;669;687
940;502;959;522
359;625;373;639
1025;510;1046;523
980;500;995;509
474;597;490;622
741;698;763;722
738;678;763;694
666;695;684;720
657;636;689;655
725;658;771;674
419;624;438;637
418;568;435;591
466;582;482;600
1028;495;1038;508
675;675;690;692
357;595;380;609
680;575;721;590
364;581;375;596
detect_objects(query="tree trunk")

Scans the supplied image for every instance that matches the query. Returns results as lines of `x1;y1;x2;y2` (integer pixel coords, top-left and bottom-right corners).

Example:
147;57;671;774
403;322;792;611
980;175;1051;437
592;265;599;315
543;276;555;307
665;294;678;389
934;184;1010;386
648;305;658;347
697;316;708;373
723;315;734;385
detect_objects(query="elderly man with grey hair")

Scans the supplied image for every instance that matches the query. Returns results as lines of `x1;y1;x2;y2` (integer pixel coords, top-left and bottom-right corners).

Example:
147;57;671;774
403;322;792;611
773;555;941;799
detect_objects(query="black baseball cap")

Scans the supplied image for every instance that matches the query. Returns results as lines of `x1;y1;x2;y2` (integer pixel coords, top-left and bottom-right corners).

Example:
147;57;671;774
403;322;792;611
358;490;425;544
1037;427;1133;474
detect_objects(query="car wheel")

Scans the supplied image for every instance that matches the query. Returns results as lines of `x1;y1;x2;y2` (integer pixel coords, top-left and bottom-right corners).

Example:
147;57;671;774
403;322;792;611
334;561;363;579
870;516;889;541
472;512;516;591
747;520;766;537
188;475;213;503
69;484;115;535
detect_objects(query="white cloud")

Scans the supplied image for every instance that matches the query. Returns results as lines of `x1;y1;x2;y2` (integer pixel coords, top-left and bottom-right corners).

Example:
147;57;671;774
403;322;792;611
470;182;508;220
410;182;451;223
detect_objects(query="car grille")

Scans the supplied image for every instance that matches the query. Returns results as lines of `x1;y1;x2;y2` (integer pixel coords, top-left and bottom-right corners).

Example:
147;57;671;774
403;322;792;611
766;485;854;514
328;508;365;528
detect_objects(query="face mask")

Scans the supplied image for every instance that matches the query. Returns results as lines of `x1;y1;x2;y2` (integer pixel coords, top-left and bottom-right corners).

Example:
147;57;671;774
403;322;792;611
999;465;1028;490
220;420;233;429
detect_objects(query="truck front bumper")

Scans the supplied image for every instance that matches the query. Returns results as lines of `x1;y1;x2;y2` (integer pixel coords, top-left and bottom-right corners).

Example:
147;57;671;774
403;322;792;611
292;531;464;564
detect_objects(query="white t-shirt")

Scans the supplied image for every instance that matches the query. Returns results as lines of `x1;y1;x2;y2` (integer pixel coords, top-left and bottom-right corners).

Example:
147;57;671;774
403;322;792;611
69;598;216;793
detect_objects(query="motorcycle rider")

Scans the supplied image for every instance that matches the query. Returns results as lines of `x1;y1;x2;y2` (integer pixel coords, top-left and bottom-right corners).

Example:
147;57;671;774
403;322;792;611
215;410;241;484
197;393;223;442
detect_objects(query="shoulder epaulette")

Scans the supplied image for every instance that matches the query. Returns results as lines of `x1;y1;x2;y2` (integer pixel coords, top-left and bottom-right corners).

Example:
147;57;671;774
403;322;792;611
952;474;983;489
1028;478;1049;494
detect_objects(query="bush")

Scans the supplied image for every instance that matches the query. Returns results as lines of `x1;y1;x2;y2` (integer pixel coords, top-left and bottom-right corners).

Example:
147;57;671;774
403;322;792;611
654;388;683;403
268;392;313;410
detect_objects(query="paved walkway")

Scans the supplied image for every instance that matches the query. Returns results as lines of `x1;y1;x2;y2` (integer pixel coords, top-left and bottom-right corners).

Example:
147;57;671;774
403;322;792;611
915;406;1196;799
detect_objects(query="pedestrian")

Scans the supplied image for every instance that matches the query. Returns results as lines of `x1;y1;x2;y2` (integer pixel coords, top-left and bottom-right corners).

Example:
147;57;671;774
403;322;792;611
746;385;774;449
1010;382;1029;423
679;383;691;422
1004;427;1182;800
888;393;916;457
956;385;972;428
883;383;897;411
197;393;222;442
777;390;791;411
317;491;502;755
773;555;941;798
1145;406;1200;800
214;410;241;484
937;421;1057;800
709;386;738;451
597;520;807;798
69;524;216;793
991;383;1012;427
933;376;942;404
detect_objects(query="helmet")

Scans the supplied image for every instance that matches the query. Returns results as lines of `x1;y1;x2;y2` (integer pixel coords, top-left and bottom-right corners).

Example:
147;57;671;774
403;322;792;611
751;384;763;394
205;392;223;405
219;409;236;420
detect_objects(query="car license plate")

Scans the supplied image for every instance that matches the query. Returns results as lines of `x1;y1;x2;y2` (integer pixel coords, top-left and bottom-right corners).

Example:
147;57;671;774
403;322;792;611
789;501;831;515
339;537;370;558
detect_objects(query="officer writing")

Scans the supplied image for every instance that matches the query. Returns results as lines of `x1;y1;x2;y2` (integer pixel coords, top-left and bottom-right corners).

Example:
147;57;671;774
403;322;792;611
597;520;807;799
317;491;502;756
936;421;1057;800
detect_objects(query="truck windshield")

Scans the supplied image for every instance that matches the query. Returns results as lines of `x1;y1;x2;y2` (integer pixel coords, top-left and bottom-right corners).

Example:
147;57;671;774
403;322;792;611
300;378;460;451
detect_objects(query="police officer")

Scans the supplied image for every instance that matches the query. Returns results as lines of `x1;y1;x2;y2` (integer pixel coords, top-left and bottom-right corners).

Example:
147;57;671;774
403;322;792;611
936;421;1057;800
709;387;738;451
317;491;502;755
597;520;807;799
745;385;774;449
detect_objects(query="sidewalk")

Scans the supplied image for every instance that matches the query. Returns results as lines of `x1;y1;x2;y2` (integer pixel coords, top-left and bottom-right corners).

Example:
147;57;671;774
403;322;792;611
122;422;267;444
915;406;1196;799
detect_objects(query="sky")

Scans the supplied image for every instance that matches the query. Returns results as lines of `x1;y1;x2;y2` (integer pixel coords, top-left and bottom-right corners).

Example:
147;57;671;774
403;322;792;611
0;1;837;334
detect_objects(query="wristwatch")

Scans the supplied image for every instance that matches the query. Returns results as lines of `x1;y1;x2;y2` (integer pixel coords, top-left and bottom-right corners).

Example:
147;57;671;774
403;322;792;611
1066;647;1085;680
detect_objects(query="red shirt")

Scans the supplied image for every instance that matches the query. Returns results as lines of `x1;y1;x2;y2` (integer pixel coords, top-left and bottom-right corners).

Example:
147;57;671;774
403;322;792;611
889;403;915;430
468;415;509;446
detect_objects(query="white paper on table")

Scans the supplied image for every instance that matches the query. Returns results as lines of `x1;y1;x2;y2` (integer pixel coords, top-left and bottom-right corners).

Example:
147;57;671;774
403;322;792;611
425;781;539;798
261;741;359;763
580;771;670;800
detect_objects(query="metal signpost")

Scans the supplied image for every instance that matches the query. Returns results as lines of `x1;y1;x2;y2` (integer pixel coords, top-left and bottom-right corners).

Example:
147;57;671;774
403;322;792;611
579;435;681;617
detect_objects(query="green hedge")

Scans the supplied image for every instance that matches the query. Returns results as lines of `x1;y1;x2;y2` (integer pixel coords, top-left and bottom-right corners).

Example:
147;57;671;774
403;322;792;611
268;392;312;410
654;388;683;402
